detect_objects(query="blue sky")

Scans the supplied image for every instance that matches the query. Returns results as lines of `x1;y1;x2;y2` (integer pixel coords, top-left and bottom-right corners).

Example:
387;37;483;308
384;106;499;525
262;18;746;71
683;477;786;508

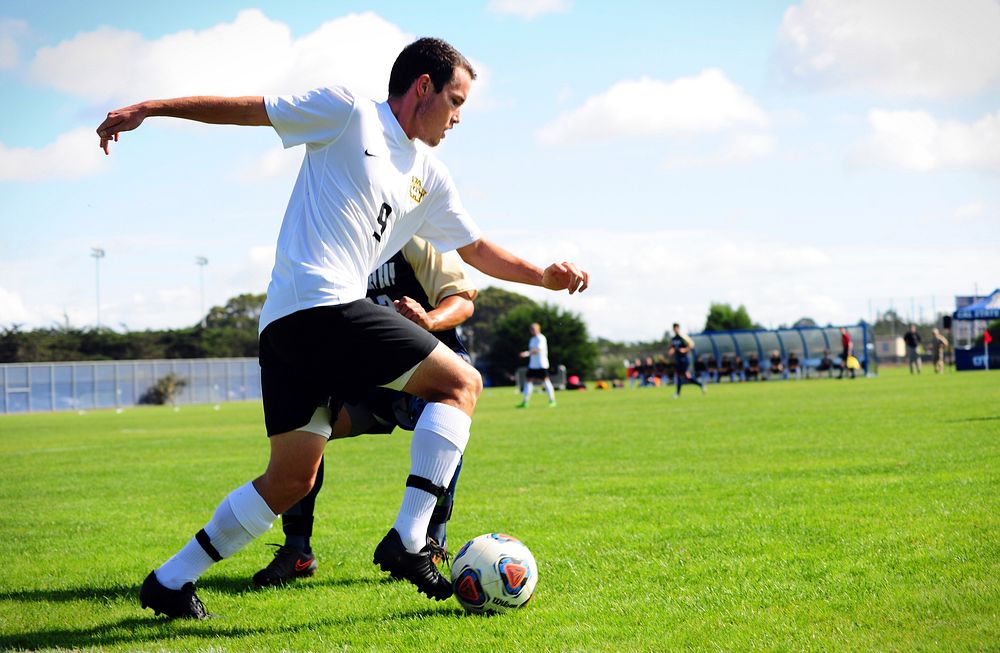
1;0;998;341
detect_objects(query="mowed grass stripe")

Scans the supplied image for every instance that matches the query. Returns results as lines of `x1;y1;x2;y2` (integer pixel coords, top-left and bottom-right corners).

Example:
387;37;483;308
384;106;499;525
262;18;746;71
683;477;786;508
0;367;997;651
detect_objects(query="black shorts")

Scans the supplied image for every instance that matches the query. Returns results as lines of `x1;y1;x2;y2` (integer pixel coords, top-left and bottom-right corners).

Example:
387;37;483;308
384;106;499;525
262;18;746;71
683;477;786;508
259;300;439;436
525;367;550;381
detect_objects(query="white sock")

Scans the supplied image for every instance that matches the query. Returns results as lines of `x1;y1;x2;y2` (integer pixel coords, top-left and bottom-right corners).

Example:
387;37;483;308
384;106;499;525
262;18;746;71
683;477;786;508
543;379;555;401
523;382;533;403
155;481;276;589
393;403;470;552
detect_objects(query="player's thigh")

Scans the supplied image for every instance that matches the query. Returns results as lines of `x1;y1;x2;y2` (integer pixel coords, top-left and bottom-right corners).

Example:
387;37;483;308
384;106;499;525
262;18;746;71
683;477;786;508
401;341;482;408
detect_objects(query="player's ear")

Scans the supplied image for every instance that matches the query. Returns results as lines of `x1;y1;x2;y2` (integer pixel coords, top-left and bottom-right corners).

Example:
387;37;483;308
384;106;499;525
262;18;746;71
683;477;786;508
415;74;432;98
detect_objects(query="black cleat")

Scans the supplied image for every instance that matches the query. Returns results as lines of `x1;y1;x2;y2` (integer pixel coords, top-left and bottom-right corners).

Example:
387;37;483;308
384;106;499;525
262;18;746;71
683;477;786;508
373;528;453;600
252;544;318;588
139;570;208;619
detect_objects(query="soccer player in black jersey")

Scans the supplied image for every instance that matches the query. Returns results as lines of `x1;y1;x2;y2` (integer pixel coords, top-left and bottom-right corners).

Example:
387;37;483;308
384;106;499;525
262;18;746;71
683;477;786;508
253;237;475;587
667;323;706;398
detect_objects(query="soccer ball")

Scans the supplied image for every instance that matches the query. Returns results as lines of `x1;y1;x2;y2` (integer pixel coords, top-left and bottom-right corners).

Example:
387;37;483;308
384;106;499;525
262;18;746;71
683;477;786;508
450;533;538;613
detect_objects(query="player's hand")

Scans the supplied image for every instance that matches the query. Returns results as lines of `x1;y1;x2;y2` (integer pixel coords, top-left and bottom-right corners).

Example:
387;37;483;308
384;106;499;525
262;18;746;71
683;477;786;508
393;296;433;330
96;103;148;155
542;261;589;294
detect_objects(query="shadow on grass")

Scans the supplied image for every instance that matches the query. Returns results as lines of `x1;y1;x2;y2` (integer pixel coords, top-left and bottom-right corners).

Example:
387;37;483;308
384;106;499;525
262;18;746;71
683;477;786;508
0;605;459;650
945;415;1000;423
0;571;383;605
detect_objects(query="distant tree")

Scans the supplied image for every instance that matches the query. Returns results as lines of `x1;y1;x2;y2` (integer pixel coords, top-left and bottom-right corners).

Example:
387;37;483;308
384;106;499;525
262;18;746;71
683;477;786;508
703;302;758;332
461;286;537;361
793;317;817;328
204;293;266;331
490;303;597;383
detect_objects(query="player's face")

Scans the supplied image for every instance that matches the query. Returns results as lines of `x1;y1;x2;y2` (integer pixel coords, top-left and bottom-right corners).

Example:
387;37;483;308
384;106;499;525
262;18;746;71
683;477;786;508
415;68;472;146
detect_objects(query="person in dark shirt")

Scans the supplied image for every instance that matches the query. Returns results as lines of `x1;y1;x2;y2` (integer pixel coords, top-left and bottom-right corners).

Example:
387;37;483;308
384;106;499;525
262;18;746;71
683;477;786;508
746;353;761;381
787;351;801;380
718;354;734;382
666;323;706;398
903;324;922;374
768;350;784;380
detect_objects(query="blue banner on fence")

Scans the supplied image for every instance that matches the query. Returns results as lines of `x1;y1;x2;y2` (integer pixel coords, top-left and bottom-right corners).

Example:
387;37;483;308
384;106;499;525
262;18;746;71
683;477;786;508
955;347;1000;371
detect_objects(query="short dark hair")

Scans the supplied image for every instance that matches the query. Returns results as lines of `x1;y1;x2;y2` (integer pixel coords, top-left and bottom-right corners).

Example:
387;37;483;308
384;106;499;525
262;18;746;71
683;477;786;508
388;37;476;97
672;323;680;329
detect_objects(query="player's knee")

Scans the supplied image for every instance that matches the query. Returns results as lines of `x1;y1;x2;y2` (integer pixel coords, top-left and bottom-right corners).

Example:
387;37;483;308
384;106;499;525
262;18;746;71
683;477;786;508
261;468;316;510
427;362;481;407
455;363;483;405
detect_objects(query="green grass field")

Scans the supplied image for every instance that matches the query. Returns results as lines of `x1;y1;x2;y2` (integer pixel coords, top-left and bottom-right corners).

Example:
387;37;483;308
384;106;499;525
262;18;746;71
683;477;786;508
1;367;998;651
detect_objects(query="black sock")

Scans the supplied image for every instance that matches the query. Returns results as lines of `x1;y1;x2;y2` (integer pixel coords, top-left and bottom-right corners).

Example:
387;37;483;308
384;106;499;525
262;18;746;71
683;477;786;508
282;456;324;555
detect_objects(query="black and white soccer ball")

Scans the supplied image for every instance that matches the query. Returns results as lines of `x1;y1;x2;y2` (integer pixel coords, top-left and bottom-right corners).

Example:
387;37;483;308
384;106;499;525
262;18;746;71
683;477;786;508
450;533;538;613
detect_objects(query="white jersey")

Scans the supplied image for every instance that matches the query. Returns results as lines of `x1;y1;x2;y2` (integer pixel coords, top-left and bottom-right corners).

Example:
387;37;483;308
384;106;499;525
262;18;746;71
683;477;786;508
528;334;549;369
259;86;482;333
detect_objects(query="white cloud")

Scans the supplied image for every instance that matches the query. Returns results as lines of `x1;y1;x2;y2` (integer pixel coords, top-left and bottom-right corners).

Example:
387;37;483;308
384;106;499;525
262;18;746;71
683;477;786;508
0;286;35;325
663;132;774;170
537;70;767;147
487;0;572;20
28;10;413;104
776;0;1000;98
852;109;1000;173
0;18;28;69
0;127;103;181
953;202;985;222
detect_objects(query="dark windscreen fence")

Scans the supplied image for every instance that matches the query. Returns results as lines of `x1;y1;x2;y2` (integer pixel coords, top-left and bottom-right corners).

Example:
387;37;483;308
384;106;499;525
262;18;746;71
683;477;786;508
690;323;871;374
0;358;261;415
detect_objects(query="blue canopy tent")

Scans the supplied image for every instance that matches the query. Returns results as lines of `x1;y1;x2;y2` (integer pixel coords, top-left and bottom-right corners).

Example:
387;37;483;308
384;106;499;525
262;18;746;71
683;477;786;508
953;288;1000;321
952;288;1000;371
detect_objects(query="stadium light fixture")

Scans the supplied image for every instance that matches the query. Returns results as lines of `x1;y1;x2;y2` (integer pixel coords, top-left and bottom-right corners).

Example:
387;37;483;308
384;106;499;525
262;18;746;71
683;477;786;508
196;256;208;326
90;247;106;329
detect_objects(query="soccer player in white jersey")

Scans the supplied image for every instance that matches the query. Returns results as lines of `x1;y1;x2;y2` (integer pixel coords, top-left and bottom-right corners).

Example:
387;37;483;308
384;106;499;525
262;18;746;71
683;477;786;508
518;323;557;408
97;37;588;618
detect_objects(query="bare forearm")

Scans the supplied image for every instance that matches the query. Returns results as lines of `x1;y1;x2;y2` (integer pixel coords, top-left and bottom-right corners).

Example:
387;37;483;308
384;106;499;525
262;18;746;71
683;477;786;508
458;239;544;286
136;96;270;126
426;294;475;331
97;95;271;153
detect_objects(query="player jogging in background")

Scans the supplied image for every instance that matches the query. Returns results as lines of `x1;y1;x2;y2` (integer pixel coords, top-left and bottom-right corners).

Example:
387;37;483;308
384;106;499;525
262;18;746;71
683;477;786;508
253;236;474;588
518;323;556;408
667;323;705;399
98;37;588;618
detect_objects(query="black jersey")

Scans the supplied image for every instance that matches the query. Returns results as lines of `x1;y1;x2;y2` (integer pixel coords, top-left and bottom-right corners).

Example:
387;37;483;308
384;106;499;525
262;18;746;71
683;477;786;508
367;249;468;357
670;334;691;361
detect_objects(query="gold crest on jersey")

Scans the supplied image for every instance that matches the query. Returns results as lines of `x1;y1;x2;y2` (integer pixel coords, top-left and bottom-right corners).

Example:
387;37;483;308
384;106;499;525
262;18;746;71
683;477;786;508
410;176;428;204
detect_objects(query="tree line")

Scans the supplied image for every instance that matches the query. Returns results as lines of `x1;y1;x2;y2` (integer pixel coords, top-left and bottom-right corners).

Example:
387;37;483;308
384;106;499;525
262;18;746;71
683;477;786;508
14;294;965;383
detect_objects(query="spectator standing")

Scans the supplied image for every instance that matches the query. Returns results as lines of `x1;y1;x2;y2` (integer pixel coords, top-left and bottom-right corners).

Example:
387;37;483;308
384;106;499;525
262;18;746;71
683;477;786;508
931;327;949;374
904;325;922;374
839;328;856;379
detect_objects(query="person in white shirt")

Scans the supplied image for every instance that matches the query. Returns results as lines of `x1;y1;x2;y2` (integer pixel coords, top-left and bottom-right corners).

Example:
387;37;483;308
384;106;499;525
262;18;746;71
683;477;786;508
97;37;588;618
518;323;557;408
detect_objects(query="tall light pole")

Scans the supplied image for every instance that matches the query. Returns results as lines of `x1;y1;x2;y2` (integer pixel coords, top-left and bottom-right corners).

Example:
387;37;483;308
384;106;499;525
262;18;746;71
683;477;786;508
196;256;208;325
91;247;105;329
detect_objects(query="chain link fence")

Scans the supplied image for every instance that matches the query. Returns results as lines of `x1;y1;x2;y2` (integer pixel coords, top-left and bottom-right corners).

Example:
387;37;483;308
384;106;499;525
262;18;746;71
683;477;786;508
0;358;261;414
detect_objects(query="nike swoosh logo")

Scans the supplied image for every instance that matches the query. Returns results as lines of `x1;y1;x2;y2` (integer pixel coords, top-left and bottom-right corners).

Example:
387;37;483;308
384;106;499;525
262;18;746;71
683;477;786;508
294;559;314;571
364;149;377;157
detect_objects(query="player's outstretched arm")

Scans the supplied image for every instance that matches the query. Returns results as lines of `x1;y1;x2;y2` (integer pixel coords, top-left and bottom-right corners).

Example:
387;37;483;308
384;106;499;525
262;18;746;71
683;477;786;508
457;238;589;295
96;96;271;155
